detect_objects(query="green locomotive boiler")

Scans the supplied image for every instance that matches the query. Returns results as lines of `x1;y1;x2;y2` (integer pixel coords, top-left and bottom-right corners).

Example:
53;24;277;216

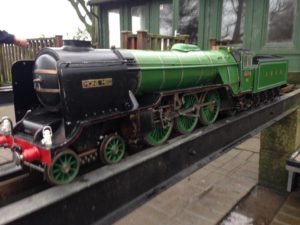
0;41;287;184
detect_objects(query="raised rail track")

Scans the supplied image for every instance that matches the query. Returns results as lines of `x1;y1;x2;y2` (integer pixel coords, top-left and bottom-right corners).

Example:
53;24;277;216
0;88;299;225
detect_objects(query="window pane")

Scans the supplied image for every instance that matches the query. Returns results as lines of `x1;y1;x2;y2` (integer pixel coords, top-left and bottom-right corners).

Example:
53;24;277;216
178;0;199;44
267;0;295;43
108;9;120;47
131;6;146;34
159;3;173;36
221;0;246;44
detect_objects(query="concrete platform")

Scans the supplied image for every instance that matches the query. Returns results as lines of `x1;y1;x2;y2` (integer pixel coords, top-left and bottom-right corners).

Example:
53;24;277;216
271;192;300;225
114;136;260;225
114;134;300;225
1;104;300;225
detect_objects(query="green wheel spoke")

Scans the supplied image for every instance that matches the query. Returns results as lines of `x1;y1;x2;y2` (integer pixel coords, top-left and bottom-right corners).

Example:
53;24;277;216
58;157;64;165
200;91;220;125
47;150;80;185
70;160;77;166
100;135;126;164
67;156;73;163
54;173;62;181
175;95;198;134
108;154;113;161
53;168;61;173
145;123;173;146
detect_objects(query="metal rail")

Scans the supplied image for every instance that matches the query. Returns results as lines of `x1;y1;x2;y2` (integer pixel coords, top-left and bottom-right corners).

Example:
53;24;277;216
0;163;23;182
0;89;300;225
0;86;12;106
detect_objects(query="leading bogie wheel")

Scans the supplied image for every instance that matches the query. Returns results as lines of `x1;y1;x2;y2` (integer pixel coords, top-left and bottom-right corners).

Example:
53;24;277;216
99;134;126;164
199;90;221;125
46;149;80;185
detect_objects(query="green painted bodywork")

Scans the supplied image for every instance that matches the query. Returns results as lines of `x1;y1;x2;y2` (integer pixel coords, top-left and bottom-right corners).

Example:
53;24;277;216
238;51;288;93
130;45;239;94
128;44;287;96
253;61;288;93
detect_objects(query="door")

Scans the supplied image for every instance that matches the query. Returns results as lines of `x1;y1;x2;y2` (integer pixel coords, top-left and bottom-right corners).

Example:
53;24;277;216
240;53;255;92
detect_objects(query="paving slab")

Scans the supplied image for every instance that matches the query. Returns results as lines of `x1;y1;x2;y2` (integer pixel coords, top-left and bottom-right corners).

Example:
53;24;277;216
271;192;300;225
221;185;286;225
235;137;260;153
114;136;260;225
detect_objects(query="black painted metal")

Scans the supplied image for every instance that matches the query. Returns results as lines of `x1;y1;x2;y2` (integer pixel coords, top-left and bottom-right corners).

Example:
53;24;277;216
0;86;13;106
11;61;40;122
0;163;23;182
0;89;300;225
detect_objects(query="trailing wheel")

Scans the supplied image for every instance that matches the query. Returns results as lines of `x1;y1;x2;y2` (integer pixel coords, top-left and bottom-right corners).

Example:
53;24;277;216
99;134;126;164
46;149;80;185
199;90;221;125
175;94;198;134
145;121;173;146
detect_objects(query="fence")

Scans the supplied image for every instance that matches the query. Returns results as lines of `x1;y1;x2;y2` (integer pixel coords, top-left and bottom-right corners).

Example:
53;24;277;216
0;35;63;86
121;31;189;51
0;32;190;85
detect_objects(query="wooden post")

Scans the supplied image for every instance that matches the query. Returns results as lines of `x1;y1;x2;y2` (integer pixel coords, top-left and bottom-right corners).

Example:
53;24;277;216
209;38;217;49
137;31;148;50
259;108;300;192
130;37;136;49
121;31;131;49
54;35;63;47
182;35;190;44
0;45;5;85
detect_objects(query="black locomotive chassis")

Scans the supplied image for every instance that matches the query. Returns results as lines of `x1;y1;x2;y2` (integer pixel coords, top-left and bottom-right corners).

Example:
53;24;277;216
1;89;300;225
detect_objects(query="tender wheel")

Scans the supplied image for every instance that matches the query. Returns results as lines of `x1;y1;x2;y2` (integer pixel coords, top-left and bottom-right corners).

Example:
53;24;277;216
268;89;275;102
253;94;261;107
99;134;126;164
145;121;173;146
46;149;80;185
260;91;268;103
175;94;198;134
199;90;221;125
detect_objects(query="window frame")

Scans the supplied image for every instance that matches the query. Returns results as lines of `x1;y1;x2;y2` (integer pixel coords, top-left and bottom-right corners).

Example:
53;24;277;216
158;0;173;36
100;3;123;48
220;0;247;46
260;0;300;53
129;3;150;33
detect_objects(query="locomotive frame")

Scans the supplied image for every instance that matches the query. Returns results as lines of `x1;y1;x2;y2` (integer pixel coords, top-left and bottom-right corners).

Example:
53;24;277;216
0;40;288;185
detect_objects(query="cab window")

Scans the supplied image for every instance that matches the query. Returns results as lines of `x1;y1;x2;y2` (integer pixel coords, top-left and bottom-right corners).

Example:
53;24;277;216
243;54;253;67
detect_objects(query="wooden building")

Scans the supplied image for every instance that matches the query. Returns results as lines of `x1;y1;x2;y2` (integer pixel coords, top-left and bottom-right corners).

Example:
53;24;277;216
88;0;300;79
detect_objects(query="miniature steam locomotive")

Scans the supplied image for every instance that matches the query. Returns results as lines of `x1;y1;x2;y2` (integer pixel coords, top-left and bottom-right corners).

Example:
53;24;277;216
0;40;288;184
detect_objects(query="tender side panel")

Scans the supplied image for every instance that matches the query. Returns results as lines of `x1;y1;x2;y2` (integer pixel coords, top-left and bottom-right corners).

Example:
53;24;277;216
254;60;288;93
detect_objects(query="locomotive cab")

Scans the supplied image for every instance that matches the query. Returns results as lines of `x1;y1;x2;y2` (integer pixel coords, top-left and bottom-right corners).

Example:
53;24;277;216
240;51;255;92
